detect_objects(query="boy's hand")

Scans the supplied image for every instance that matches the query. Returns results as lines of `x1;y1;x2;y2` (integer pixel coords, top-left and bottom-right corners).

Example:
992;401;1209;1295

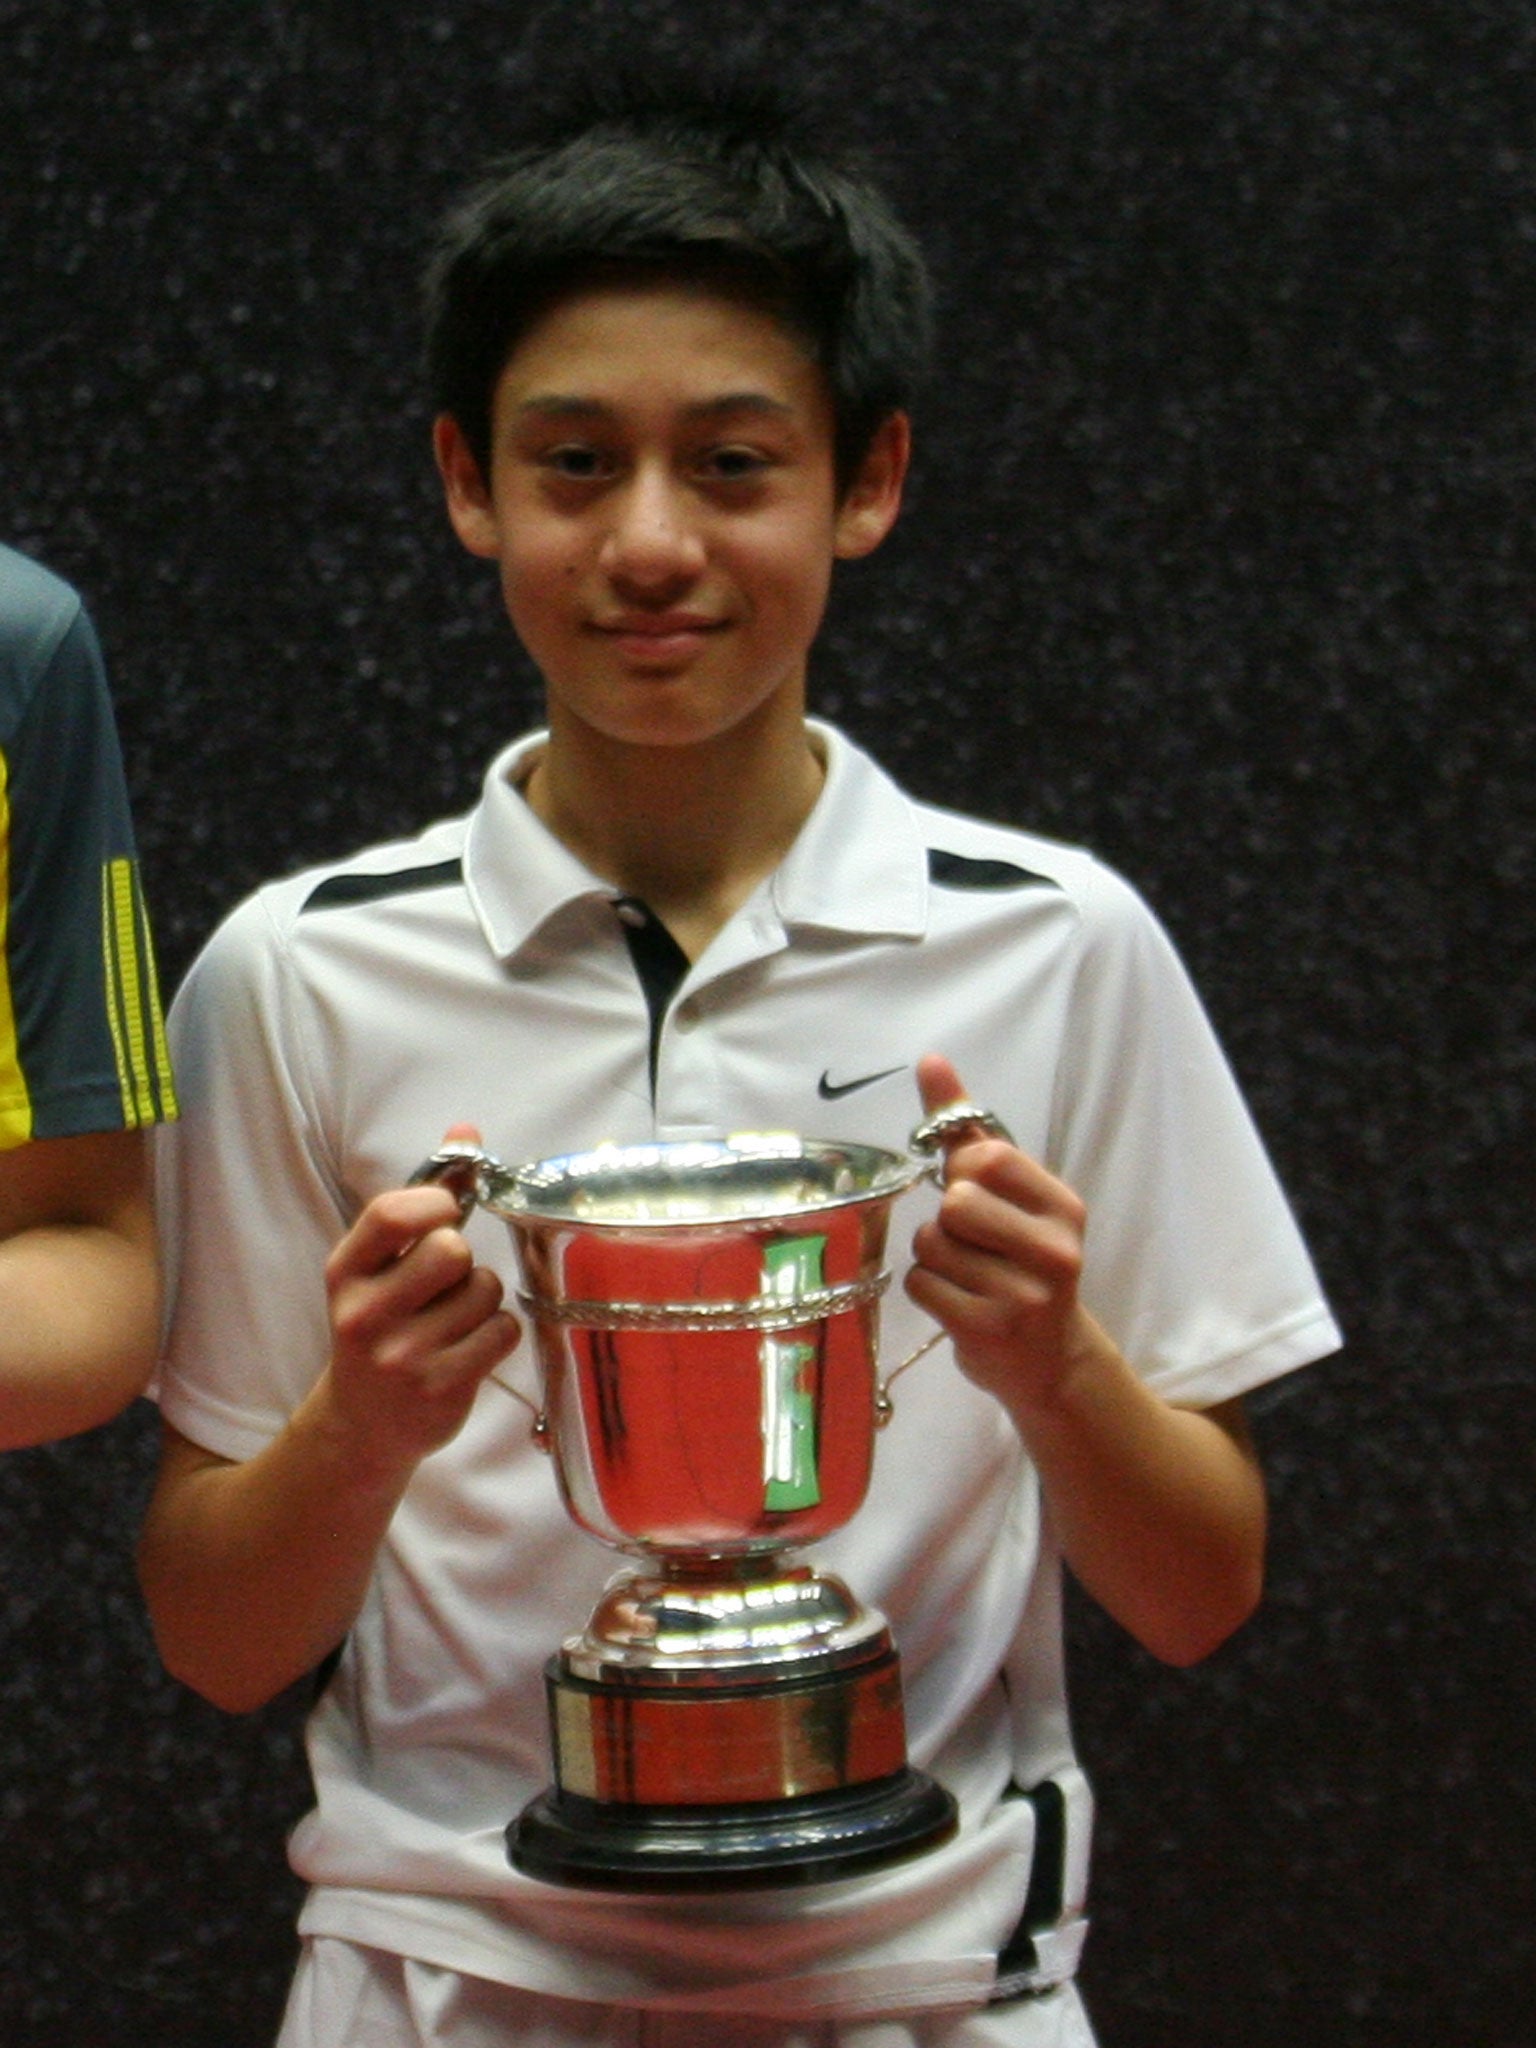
906;1054;1095;1420
321;1125;520;1480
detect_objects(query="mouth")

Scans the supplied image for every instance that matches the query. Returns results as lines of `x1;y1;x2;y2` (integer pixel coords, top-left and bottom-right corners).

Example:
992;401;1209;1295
590;614;727;663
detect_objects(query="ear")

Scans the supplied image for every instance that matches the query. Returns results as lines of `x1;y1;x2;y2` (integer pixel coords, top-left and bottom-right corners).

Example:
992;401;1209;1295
433;414;502;559
833;411;911;561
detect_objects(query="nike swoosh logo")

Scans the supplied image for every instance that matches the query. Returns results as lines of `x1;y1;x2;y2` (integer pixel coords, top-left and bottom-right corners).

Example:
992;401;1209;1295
817;1065;906;1101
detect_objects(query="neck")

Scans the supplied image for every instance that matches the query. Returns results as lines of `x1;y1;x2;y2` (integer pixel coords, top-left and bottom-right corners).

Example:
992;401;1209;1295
524;707;825;960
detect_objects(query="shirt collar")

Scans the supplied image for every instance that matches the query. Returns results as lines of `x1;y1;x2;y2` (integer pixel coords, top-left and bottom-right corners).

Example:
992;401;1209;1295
770;721;930;939
462;731;608;961
461;721;930;964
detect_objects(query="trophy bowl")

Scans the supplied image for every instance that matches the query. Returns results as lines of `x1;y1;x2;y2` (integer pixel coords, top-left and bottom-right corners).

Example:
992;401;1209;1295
414;1113;1004;1890
505;1134;920;1556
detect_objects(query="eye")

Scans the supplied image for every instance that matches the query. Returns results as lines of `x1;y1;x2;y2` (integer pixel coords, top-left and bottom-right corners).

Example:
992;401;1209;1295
698;445;774;485
540;443;615;481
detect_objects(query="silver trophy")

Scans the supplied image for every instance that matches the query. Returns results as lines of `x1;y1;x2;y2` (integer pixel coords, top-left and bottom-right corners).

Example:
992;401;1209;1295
414;1104;1005;1891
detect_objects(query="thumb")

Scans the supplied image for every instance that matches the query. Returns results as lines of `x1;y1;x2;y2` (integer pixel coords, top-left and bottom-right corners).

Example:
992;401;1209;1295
440;1122;484;1147
916;1052;967;1117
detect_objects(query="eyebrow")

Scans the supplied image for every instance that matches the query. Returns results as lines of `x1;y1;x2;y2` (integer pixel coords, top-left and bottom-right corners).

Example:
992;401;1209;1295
513;393;798;424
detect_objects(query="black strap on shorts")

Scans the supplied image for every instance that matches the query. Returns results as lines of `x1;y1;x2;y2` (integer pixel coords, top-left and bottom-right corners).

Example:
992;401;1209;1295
990;1778;1070;2004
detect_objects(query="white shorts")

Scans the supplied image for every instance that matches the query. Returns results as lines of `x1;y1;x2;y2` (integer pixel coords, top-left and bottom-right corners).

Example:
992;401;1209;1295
274;1937;1099;2048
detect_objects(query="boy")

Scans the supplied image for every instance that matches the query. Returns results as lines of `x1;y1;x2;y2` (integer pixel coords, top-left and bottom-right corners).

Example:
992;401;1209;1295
0;542;175;1447
140;75;1339;2047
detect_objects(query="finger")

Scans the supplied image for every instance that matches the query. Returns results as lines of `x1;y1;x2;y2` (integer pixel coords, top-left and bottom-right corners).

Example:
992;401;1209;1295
398;1259;510;1355
916;1201;1082;1299
941;1143;1080;1223
367;1269;520;1387
334;1185;471;1282
906;1259;1023;1329
440;1299;522;1382
440;1121;483;1146
340;1299;523;1450
329;1226;478;1348
929;1178;1043;1257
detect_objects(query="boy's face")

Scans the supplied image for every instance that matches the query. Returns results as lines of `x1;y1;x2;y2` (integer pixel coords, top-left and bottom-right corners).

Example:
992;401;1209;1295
435;279;906;761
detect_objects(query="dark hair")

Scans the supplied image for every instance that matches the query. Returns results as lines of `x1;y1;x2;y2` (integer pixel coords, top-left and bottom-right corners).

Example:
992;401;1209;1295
423;68;933;494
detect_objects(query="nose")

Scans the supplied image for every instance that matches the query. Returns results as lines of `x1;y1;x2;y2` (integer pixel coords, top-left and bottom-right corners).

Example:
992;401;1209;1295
599;465;706;594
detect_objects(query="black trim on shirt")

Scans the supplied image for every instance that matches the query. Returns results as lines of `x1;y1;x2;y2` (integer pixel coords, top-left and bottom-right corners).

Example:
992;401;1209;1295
300;858;465;913
927;848;1058;892
614;896;690;1096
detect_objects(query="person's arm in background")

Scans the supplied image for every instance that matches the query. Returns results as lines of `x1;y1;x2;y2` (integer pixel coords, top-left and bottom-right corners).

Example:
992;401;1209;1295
0;548;175;1448
0;1125;159;1447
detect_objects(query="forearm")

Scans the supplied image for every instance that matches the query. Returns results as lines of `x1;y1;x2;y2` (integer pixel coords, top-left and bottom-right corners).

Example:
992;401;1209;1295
138;1383;417;1714
142;1171;519;1714
0;1221;160;1449
1006;1312;1266;1665
0;1128;160;1448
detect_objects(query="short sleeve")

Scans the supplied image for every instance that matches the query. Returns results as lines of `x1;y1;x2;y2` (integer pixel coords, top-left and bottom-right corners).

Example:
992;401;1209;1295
1050;863;1340;1407
154;892;346;1460
0;576;176;1146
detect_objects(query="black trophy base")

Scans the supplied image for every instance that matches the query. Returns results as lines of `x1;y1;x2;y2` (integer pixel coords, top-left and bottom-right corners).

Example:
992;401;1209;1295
507;1768;958;1891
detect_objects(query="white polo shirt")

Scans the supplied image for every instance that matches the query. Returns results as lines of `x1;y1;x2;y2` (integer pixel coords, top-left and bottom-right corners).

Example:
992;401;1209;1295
156;721;1339;2023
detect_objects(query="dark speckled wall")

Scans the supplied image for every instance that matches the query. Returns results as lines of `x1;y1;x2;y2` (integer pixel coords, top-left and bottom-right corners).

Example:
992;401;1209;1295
2;3;1531;2042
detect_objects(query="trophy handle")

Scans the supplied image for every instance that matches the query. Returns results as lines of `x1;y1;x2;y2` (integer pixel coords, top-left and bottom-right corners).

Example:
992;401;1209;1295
907;1100;1013;1160
875;1102;1016;1426
407;1139;509;1219
407;1144;552;1448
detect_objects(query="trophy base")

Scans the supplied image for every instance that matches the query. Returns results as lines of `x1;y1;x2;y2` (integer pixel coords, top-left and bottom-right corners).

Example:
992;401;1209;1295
506;1628;957;1891
508;1768;957;1891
